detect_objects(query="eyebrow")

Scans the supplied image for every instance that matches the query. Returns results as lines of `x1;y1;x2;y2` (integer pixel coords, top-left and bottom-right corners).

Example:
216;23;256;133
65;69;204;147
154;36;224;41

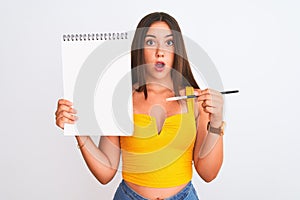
145;34;173;38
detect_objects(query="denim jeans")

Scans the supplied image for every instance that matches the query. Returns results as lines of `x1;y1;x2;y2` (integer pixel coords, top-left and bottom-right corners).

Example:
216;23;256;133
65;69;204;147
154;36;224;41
113;180;199;200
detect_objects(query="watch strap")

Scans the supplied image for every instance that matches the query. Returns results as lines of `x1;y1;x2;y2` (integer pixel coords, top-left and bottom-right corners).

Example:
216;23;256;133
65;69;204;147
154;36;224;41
207;121;225;136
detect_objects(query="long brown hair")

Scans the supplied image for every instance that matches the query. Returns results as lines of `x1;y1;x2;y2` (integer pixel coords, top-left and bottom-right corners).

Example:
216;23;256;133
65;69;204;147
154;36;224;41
131;12;199;99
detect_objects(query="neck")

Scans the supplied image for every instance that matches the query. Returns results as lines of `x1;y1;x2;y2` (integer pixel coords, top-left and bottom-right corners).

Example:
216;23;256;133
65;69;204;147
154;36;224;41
146;75;173;92
146;83;174;95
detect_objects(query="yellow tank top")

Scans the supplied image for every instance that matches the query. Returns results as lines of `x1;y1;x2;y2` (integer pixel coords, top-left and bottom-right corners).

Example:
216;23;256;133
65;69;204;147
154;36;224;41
120;87;196;188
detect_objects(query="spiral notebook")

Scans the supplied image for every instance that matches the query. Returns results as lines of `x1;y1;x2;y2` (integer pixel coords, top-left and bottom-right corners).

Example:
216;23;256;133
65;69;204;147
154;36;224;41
61;32;133;136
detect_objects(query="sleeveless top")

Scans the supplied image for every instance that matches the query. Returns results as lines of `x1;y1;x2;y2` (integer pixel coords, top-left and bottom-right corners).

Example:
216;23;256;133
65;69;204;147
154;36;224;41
120;87;196;188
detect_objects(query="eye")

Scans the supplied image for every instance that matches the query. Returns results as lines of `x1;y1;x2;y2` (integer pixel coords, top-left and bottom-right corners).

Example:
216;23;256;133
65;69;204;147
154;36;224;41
145;39;156;46
166;39;174;47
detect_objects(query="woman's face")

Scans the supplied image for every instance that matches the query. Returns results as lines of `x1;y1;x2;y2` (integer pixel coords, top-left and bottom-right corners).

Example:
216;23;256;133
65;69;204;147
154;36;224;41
143;21;175;82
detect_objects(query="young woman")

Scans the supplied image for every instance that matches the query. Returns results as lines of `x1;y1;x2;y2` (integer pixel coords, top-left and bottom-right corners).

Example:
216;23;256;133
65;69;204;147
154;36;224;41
55;12;224;200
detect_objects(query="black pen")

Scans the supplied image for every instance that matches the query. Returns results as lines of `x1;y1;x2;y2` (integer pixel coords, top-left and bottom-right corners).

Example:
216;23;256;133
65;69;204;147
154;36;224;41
166;90;239;101
220;90;239;94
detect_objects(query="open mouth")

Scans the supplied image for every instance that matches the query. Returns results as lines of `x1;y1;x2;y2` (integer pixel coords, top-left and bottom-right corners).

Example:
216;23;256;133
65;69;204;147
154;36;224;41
155;61;165;71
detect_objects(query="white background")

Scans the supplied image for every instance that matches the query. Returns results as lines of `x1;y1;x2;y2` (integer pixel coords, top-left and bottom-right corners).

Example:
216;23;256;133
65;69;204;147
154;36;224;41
1;0;300;199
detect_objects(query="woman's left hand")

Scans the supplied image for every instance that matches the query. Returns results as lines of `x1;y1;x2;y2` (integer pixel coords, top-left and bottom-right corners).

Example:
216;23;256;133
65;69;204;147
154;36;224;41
194;88;224;127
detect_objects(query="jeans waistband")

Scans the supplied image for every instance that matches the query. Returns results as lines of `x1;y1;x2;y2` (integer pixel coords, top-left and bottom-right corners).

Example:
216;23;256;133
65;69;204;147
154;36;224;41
120;180;194;200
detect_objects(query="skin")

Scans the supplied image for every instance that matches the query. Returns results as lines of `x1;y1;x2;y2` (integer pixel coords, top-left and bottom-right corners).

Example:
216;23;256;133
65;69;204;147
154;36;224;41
55;21;224;200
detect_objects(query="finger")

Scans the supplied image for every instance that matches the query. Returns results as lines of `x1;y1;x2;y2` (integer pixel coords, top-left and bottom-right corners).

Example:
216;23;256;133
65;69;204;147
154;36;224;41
55;104;77;119
198;88;209;95
203;98;224;107
197;94;212;101
56;116;76;129
56;111;78;125
203;106;214;114
198;93;223;104
203;103;223;116
199;88;221;96
193;89;202;96
56;110;78;121
194;88;217;97
202;100;215;109
202;100;216;111
57;104;77;114
57;99;73;107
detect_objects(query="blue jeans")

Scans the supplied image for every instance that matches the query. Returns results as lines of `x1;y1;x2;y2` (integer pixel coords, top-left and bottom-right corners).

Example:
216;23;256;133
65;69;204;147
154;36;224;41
113;180;199;200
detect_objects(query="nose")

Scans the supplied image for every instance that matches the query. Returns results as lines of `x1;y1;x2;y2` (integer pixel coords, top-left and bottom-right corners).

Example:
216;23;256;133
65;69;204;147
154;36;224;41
155;47;164;58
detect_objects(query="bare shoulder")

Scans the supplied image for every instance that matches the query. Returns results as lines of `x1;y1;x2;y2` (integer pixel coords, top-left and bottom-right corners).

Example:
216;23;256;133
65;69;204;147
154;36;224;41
132;86;144;101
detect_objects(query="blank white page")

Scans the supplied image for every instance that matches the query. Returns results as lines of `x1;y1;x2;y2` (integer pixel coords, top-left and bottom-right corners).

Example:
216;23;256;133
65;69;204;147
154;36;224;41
61;32;133;136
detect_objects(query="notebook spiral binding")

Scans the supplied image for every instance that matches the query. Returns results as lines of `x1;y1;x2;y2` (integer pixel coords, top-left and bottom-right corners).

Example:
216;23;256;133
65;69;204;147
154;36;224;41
62;32;128;41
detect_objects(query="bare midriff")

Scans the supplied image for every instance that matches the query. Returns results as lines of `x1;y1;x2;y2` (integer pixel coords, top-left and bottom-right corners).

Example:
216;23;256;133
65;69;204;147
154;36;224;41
125;181;188;200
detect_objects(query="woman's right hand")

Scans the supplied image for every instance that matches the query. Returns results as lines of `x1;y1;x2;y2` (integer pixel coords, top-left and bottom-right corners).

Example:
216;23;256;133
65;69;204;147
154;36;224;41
55;99;77;130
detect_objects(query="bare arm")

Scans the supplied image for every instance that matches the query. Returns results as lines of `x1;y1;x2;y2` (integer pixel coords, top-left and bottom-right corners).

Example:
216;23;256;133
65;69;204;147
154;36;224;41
193;89;224;182
76;136;120;184
55;99;120;184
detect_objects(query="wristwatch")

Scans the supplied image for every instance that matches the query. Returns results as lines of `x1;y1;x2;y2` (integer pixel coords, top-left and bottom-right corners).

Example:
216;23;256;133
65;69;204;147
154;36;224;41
207;121;225;136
